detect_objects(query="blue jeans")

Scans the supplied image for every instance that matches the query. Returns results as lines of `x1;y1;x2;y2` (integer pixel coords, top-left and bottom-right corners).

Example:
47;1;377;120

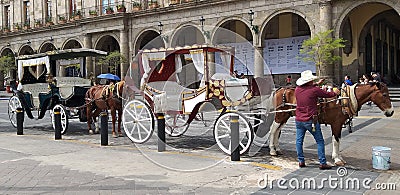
295;120;327;165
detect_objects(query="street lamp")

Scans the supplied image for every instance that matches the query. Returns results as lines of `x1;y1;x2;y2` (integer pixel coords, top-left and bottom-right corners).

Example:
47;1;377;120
248;10;259;34
199;16;210;39
158;21;169;43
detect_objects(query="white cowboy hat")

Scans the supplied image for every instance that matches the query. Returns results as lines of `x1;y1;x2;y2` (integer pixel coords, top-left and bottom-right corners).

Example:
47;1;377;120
296;70;317;86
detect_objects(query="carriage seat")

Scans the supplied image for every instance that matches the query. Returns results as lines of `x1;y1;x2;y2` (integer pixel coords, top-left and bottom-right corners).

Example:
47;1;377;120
55;77;91;99
21;83;50;108
147;81;195;111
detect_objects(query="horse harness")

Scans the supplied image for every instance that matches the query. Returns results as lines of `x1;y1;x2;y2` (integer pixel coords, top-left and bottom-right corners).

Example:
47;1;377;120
274;85;359;124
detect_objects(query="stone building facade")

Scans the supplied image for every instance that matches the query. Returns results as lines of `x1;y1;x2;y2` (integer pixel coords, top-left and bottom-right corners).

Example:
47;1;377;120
1;0;400;87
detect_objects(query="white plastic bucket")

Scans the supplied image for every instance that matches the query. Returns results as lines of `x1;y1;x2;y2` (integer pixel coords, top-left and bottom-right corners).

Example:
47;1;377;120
372;146;391;170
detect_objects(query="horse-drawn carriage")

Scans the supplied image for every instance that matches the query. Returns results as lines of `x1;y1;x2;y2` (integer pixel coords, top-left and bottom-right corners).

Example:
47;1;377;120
8;49;107;134
122;45;275;154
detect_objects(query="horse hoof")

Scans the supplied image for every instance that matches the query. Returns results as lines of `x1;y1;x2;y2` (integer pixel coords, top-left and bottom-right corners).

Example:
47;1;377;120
89;130;94;135
335;161;345;166
270;151;278;156
112;133;118;138
118;133;124;137
276;151;283;155
95;131;100;134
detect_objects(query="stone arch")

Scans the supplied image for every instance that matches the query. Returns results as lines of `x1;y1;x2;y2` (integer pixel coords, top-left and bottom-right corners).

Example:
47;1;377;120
94;34;120;75
63;39;83;49
335;2;400;84
38;42;57;53
258;9;314;47
0;47;15;57
212;17;252;44
333;0;399;37
18;45;35;55
133;29;163;54
170;23;205;47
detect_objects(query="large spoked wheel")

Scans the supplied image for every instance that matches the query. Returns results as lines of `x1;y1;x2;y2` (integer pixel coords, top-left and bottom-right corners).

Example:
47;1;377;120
165;113;189;137
213;112;254;155
51;104;69;135
122;99;154;143
8;95;22;128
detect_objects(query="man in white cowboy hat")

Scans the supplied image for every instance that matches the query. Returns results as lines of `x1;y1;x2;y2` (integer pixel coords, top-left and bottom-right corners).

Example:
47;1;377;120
295;70;340;170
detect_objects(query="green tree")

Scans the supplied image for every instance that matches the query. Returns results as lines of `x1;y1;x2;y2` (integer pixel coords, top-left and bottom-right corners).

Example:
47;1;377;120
98;51;127;75
299;29;346;76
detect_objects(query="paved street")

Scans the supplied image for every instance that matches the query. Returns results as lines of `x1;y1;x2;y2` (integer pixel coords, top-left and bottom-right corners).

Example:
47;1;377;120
0;93;399;194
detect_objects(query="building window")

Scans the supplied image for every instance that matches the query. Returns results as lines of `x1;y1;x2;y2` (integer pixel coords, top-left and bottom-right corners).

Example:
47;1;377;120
45;0;52;20
23;1;30;25
69;0;77;16
4;6;10;29
102;0;115;13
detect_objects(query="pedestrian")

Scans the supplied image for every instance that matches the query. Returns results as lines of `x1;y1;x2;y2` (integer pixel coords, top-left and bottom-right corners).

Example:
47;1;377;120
295;70;340;170
362;74;370;84
286;75;292;85
343;75;353;86
233;70;239;78
371;72;382;82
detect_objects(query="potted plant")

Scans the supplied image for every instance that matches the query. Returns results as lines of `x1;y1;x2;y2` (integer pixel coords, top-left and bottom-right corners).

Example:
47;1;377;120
3;26;10;33
132;2;142;11
13;23;22;31
149;0;159;9
45;17;54;26
35;19;42;27
106;6;114;14
89;10;98;16
58;15;67;24
116;4;126;12
72;10;82;20
23;21;31;30
170;0;179;5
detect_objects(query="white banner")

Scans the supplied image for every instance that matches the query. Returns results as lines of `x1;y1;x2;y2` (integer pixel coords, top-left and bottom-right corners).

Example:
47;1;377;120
263;36;315;74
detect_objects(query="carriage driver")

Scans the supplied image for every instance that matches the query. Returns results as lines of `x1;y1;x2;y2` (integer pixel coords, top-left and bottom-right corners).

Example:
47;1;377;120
295;70;340;170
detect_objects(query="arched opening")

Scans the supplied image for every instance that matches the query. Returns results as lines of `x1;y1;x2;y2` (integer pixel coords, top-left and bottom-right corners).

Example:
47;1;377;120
350;3;400;84
95;35;120;76
135;30;164;54
39;42;57;53
261;13;311;86
171;25;205;47
64;40;82;49
0;48;17;89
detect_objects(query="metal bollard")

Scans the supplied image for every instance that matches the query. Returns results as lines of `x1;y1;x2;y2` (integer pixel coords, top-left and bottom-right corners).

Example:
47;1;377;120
54;107;62;140
347;119;353;133
157;113;166;152
100;111;108;146
231;114;240;161
16;107;24;135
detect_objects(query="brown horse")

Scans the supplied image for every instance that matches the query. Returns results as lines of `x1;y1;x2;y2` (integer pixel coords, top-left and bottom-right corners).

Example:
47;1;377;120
85;81;125;137
269;82;394;166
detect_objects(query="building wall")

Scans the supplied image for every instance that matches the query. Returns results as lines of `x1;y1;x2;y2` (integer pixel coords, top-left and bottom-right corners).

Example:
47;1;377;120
1;0;400;85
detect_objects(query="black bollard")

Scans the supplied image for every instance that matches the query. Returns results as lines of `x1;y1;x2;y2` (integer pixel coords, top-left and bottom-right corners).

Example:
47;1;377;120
231;114;240;161
16;107;24;135
100;111;108;146
347;119;353;133
157;113;166;152
54;107;62;140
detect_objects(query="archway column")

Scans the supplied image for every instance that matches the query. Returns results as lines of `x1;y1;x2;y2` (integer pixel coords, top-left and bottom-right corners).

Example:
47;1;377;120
120;29;129;79
319;1;334;79
254;46;264;78
84;33;93;77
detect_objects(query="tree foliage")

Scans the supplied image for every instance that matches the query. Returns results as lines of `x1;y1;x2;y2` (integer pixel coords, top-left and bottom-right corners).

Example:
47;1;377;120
98;51;127;74
0;55;16;75
299;30;346;75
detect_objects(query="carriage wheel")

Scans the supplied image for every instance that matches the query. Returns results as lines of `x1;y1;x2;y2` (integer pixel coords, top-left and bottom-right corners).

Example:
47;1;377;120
51;104;69;135
213;112;254;155
165;114;189;137
122;99;154;143
8;95;22;128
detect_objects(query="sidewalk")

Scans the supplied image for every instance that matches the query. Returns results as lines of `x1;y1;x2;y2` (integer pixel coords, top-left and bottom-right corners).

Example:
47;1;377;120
0;100;398;194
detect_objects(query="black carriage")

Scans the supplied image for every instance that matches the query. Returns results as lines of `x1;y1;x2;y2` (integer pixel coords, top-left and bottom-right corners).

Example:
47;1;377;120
8;49;107;134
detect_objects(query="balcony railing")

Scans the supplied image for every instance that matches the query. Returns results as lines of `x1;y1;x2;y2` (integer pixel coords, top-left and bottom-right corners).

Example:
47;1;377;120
1;0;198;33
